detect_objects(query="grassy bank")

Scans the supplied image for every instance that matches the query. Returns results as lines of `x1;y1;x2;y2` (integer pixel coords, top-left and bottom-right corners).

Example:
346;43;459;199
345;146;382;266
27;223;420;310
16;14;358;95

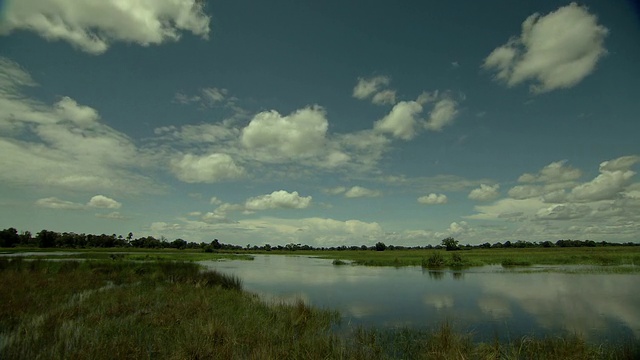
0;247;254;262
1;258;638;359
294;246;640;271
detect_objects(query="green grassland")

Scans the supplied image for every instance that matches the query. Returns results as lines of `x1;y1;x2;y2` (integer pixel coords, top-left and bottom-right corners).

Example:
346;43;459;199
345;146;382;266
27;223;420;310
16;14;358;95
0;247;254;262
296;246;640;271
1;258;638;359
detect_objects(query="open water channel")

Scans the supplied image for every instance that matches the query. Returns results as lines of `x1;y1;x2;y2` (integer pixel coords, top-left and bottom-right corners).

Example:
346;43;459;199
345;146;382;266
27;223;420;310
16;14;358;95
200;254;640;343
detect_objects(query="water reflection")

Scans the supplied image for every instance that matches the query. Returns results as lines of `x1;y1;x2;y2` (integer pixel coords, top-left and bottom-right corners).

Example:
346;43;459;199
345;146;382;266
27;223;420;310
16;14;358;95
200;255;640;342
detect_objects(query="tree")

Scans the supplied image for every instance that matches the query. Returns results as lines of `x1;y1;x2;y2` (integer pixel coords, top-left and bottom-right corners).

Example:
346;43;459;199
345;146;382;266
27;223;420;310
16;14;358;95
375;242;387;251
37;230;57;248
0;227;19;248
441;237;459;251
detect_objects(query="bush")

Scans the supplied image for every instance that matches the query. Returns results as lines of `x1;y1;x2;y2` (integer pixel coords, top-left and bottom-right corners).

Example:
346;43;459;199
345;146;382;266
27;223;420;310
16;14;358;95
423;252;446;268
450;253;465;268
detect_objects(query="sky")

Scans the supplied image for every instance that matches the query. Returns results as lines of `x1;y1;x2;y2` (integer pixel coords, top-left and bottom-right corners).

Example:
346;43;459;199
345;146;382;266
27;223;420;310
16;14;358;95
0;0;639;247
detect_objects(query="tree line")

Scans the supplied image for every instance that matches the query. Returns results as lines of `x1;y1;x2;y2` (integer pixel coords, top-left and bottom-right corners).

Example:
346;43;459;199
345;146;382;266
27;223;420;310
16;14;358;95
0;227;637;250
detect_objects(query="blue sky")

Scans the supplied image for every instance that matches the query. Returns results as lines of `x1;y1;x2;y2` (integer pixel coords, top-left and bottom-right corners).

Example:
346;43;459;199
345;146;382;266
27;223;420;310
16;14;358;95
0;0;639;246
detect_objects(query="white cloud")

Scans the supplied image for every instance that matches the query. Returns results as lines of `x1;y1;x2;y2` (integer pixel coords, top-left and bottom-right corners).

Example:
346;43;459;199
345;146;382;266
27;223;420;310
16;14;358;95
416;90;439;105
0;0;211;54
425;98;458;131
95;211;127;220
0;57;160;194
371;90;397;105
599;155;640;172
535;204;591;220
569;170;635;202
201;87;228;103
35;197;84;210
54;97;100;127
508;185;544;199
448;221;469;235
325;186;347;195
344;186;382;198
244;190;312;211
483;3;608;93
150;222;182;233
353;76;391;100
209;196;223;205
36;195;122;211
468;184;500;201
241;106;328;160
155;123;239;144
468;197;545;221
374;101;423;140
518;160;582;184
87;195;121;209
170;153;245;183
417;193;448;205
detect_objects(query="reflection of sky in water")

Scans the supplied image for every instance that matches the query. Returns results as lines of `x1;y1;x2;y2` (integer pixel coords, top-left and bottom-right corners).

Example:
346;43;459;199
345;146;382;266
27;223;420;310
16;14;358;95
200;255;640;342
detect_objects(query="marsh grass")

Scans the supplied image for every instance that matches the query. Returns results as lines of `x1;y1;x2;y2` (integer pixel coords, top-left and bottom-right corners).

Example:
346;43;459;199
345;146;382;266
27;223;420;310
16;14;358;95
501;259;533;267
2;258;638;359
302;246;640;272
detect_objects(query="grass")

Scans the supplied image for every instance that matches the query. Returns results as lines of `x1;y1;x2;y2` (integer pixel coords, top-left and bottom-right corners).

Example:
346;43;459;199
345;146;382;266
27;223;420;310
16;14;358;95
293;246;640;272
1;257;638;359
0;247;254;262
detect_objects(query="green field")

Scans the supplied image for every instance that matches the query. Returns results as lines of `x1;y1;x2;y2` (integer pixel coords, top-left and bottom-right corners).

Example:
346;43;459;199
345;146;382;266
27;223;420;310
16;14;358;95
294;246;640;272
1;257;638;359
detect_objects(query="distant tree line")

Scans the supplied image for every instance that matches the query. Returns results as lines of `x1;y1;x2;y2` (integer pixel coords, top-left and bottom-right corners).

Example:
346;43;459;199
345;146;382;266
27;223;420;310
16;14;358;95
0;227;637;250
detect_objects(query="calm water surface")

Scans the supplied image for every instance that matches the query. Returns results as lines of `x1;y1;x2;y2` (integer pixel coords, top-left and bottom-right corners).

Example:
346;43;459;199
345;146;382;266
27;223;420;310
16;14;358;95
200;255;640;342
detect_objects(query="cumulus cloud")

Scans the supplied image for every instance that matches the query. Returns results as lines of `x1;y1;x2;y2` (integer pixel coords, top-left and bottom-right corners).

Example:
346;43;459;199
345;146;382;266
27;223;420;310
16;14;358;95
425;98;458;131
371;90;397;105
244;190;312;211
417;193;448;205
416;90;439;105
569;170;635;202
353;76;391;100
518;160;582;184
87;195;121;209
599;155;640;172
170;153;245;183
508;185;544;199
344;186;382;198
0;0;211;54
448;221;469;235
468;197;545;221
468;184;500;201
374;101;423;140
241;106;328;160
483;3;608;93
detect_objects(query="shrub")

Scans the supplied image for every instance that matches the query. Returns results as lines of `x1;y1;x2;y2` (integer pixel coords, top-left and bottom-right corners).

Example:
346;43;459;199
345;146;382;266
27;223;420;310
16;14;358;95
423;252;446;268
450;253;465;268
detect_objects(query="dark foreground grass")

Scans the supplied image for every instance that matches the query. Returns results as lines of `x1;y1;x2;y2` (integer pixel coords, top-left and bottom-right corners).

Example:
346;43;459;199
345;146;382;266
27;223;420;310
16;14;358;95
1;258;637;359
